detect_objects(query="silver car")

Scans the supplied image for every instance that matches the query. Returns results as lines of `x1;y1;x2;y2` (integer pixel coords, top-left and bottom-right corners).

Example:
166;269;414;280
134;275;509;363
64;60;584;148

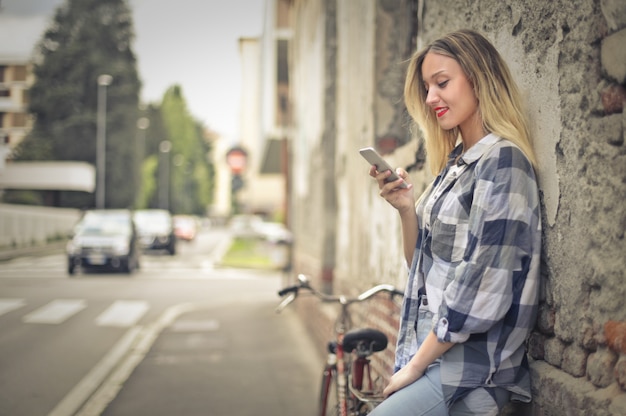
66;209;141;275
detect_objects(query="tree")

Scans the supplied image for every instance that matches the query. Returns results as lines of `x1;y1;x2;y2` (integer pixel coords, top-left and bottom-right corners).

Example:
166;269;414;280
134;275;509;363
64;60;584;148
14;0;141;209
138;86;214;215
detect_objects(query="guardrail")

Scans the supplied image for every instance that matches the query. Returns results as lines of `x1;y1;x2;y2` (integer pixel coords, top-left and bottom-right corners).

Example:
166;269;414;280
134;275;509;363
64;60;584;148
0;203;81;250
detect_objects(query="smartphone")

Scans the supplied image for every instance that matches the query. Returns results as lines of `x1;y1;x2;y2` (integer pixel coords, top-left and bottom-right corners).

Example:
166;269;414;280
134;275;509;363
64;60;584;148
359;147;408;188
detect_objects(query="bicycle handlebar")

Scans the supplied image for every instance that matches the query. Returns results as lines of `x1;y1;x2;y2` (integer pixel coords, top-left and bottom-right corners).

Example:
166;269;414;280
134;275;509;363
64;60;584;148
275;274;404;313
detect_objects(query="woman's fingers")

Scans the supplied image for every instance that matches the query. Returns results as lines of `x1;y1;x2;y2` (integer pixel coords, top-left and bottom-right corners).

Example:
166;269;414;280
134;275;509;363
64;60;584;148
369;166;396;189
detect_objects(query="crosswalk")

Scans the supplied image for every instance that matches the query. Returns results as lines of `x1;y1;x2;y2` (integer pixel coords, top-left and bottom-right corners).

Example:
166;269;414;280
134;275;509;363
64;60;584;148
0;253;224;278
23;299;87;324
0;298;149;327
0;252;279;282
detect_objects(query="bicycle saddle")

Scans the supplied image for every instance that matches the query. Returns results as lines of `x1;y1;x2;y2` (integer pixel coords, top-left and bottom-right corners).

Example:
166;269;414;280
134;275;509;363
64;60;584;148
343;328;388;354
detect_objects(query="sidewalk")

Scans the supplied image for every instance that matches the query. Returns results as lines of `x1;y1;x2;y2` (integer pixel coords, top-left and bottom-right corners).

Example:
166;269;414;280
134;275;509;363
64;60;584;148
81;280;324;416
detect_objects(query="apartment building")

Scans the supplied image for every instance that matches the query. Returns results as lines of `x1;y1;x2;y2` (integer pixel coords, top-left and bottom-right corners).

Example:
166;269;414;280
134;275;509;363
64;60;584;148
0;4;46;163
0;60;34;156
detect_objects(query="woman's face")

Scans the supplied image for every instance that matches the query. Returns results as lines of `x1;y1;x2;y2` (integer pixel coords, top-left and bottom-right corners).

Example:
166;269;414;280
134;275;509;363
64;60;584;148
421;52;481;139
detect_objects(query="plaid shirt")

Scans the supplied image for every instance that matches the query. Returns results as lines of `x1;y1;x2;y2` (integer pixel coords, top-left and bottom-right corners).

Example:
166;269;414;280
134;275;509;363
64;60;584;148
394;133;541;406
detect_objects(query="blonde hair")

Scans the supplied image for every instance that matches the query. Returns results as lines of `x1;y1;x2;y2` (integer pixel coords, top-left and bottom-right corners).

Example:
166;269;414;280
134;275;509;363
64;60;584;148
404;29;537;176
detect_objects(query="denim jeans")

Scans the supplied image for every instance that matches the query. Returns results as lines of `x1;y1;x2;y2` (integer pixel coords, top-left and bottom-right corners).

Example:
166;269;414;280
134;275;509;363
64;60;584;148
369;363;448;416
369;304;510;415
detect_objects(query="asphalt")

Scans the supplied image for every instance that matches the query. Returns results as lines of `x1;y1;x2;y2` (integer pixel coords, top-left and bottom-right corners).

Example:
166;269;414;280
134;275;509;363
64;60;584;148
89;295;322;416
2;243;325;416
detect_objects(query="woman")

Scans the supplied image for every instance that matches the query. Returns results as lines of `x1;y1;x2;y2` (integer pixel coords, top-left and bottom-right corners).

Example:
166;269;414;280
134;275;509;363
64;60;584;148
368;29;542;415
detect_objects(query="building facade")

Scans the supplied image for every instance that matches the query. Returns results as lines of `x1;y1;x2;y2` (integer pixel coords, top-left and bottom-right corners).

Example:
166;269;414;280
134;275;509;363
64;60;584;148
280;0;626;415
232;0;292;221
0;60;34;166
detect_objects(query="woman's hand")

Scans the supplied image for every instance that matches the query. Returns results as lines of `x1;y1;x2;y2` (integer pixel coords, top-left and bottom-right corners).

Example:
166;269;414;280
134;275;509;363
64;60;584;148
382;363;425;398
383;333;456;398
369;166;415;212
369;165;419;264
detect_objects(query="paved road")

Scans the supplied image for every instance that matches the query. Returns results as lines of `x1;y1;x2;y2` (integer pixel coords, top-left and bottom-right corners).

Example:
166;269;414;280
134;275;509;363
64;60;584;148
97;285;323;416
0;229;325;416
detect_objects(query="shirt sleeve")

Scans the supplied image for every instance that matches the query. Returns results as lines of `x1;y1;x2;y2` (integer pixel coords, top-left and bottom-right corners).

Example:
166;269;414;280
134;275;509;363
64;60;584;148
435;144;538;343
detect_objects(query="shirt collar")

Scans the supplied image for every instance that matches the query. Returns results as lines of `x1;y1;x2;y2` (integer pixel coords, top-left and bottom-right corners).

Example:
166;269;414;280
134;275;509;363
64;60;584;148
450;133;501;167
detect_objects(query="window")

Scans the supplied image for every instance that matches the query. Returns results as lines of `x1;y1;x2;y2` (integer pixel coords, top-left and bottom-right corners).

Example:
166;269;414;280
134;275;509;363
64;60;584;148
276;39;289;83
13;66;27;82
12;113;27;127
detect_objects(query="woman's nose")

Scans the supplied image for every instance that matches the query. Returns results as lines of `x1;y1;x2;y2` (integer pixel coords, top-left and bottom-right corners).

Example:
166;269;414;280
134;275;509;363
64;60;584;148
425;88;438;106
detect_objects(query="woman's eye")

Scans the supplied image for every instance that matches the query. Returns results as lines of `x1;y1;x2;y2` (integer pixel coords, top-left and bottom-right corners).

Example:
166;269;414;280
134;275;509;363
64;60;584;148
438;80;449;88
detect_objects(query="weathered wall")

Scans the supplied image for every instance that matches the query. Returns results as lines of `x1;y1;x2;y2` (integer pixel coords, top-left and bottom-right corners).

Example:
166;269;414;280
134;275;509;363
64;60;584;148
288;0;626;414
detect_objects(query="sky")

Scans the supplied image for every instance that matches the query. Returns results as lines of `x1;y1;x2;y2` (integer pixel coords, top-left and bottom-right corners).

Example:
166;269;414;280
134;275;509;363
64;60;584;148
0;0;265;142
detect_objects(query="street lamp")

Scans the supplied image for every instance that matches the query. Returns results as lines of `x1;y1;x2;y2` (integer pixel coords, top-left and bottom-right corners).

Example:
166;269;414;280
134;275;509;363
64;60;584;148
96;74;113;209
159;140;172;211
135;117;150;208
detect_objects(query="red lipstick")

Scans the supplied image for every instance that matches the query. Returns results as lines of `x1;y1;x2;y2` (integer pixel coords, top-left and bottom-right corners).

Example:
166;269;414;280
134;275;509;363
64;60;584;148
435;107;449;118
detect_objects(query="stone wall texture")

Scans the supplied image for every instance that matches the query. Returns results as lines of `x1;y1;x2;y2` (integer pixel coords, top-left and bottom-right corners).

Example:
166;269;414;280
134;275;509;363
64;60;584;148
287;0;626;414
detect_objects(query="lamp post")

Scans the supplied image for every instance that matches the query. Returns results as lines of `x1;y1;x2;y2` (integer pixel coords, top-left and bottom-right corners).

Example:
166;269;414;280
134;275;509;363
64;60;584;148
135;117;150;208
96;74;113;209
159;140;172;211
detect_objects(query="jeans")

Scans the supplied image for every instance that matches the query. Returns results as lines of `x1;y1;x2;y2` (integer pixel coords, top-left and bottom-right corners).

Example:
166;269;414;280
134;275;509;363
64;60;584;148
368;363;448;416
370;304;511;415
369;362;511;416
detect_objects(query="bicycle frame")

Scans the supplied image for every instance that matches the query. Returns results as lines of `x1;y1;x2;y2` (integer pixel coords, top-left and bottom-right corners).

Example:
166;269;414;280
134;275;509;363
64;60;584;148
329;299;351;416
276;274;403;416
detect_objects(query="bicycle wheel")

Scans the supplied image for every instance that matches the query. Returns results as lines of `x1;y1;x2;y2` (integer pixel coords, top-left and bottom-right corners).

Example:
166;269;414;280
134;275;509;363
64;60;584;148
318;364;339;416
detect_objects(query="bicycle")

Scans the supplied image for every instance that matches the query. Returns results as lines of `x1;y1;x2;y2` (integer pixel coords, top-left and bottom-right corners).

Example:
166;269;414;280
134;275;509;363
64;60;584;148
276;274;404;416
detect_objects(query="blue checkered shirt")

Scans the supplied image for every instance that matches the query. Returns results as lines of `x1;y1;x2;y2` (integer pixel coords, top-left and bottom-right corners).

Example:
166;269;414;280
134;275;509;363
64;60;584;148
394;133;541;406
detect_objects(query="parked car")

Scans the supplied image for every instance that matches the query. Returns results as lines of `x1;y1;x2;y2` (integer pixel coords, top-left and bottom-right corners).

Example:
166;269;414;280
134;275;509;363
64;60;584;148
66;209;140;275
133;209;176;255
228;215;292;244
254;221;293;244
228;214;265;239
173;215;199;241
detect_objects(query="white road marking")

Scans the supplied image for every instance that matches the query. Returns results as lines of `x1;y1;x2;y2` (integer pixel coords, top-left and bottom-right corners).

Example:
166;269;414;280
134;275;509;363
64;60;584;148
0;298;26;316
48;326;143;416
96;300;149;327
75;303;200;416
170;319;220;332
23;299;86;324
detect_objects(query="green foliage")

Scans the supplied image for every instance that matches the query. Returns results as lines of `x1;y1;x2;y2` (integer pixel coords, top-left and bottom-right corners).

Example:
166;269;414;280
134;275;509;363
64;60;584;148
135;154;158;209
5;0;215;214
219;238;275;269
13;0;141;209
1;190;45;206
137;85;214;215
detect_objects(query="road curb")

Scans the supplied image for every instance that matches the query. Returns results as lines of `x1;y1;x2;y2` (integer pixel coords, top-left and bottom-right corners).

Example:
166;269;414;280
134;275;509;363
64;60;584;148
0;241;66;262
73;302;203;416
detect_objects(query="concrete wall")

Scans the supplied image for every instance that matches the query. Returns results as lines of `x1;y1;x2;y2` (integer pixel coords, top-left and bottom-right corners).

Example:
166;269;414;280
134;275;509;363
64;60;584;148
0;203;81;249
288;0;626;414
